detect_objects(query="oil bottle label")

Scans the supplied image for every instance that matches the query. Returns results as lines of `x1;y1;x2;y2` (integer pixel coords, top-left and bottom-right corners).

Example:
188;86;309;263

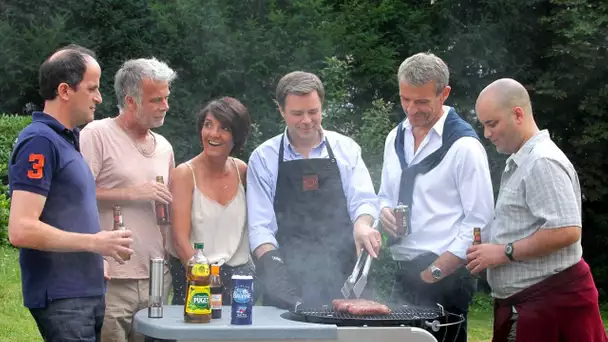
192;264;209;277
186;285;211;314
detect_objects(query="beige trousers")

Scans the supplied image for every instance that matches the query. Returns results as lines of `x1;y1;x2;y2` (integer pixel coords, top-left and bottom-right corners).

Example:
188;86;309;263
101;272;172;342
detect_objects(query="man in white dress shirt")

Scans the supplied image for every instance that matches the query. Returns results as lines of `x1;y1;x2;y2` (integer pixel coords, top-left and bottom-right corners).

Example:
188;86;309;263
378;52;494;342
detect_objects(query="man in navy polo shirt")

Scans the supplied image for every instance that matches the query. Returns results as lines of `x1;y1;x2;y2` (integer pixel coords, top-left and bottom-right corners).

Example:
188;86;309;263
8;44;134;342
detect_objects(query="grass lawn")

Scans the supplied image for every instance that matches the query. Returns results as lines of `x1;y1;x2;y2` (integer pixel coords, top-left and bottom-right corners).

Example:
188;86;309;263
0;245;605;342
0;246;40;341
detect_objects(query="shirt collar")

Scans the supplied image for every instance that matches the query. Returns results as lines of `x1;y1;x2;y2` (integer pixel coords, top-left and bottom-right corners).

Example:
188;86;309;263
402;105;451;137
507;129;550;167
283;127;326;155
32;111;80;147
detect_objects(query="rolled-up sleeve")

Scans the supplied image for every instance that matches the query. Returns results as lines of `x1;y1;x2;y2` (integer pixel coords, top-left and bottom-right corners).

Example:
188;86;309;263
525;158;582;229
378;129;399;211
246;149;279;251
343;141;379;222
447;138;495;259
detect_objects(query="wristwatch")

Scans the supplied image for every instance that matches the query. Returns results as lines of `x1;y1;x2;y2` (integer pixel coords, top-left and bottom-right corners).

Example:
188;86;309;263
505;243;515;262
429;265;442;280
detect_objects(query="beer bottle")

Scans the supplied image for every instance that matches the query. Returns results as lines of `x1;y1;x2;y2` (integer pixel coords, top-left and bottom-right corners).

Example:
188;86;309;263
473;227;482;245
113;205;131;261
210;265;223;319
155;176;170;225
184;243;211;323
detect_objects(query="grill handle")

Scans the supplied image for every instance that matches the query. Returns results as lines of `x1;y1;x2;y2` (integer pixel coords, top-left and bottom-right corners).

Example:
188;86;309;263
424;312;466;332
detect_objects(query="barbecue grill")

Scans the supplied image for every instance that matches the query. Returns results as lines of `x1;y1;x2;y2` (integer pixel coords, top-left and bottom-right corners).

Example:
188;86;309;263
287;303;443;327
283;302;465;339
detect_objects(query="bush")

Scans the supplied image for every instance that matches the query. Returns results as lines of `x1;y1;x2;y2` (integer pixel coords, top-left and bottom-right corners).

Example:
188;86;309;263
0;114;32;247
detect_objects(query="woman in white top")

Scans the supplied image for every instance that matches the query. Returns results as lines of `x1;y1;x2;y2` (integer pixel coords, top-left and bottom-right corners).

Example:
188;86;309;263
168;97;254;305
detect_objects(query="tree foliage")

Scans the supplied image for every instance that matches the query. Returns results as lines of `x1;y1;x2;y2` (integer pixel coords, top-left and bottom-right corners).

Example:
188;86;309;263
1;0;607;297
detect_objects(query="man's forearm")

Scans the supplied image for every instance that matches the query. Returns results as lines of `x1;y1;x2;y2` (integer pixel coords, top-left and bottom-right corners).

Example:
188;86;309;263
430;251;464;277
96;187;136;202
254;243;276;259
354;213;374;226
512;226;580;261
9;218;96;253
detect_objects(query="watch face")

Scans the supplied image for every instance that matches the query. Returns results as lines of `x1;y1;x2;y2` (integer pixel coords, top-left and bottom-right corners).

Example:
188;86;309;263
431;267;442;278
506;244;513;254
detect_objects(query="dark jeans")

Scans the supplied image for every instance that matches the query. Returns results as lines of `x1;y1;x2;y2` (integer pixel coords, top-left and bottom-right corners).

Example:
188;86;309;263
29;296;105;342
388;253;475;342
168;254;259;305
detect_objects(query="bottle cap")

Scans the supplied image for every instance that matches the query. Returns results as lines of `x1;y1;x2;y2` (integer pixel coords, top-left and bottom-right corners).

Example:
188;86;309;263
211;264;220;276
194;242;204;249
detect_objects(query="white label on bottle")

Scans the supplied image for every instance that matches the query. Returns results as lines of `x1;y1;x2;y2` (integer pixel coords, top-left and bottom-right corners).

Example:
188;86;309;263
211;294;222;309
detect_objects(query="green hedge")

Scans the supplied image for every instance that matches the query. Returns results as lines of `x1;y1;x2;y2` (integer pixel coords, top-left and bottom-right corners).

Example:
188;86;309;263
0;114;32;247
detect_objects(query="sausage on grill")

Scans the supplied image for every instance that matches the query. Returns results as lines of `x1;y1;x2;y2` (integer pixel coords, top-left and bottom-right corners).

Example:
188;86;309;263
332;299;372;311
332;299;391;315
348;302;391;315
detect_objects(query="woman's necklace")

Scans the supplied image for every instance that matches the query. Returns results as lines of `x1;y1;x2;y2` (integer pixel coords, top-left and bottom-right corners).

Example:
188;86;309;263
115;118;157;157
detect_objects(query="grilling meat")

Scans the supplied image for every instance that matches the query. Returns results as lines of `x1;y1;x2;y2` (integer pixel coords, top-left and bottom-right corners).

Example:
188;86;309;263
332;299;391;315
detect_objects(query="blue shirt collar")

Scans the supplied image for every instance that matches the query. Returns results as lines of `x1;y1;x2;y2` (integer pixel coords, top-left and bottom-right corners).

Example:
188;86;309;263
32;111;80;148
283;127;326;156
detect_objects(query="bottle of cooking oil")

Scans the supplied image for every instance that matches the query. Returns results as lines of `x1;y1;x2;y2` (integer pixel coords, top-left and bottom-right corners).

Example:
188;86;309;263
184;243;211;323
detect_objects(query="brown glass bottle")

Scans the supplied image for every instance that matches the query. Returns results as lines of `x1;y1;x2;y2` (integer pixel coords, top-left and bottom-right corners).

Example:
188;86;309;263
155;176;170;225
184;243;211;323
112;205;131;261
473;227;482;245
210;265;223;319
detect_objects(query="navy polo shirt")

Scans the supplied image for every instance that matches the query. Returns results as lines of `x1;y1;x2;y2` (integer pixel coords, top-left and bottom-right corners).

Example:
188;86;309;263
8;111;104;309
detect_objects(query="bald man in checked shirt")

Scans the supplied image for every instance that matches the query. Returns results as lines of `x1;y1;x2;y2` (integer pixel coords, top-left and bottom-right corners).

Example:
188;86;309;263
467;78;607;342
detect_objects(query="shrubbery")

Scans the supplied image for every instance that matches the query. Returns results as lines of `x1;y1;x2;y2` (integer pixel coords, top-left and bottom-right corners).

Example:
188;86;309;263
0;114;32;247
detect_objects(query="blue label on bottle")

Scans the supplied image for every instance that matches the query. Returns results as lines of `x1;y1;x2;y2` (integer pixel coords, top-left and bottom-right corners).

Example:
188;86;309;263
233;286;252;304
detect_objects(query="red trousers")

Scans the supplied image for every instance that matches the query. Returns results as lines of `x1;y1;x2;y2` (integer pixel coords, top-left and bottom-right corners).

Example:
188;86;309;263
493;259;607;342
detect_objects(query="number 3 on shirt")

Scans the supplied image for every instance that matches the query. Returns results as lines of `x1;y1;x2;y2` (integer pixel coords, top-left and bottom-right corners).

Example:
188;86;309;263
27;153;45;179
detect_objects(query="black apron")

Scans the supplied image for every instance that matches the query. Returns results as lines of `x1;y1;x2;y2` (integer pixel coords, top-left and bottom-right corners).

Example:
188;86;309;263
273;134;356;307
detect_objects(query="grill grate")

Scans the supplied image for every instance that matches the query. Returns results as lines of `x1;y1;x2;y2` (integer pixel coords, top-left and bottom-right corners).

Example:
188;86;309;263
285;304;445;327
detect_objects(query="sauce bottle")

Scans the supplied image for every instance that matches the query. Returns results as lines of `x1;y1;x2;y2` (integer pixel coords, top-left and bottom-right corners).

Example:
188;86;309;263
184;243;211;323
210;265;223;319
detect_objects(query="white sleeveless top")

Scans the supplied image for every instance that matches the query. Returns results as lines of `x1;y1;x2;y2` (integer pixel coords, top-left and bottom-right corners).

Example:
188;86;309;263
180;158;251;267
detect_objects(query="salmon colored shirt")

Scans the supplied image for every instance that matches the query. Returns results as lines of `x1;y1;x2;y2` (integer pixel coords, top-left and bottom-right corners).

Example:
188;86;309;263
80;118;174;279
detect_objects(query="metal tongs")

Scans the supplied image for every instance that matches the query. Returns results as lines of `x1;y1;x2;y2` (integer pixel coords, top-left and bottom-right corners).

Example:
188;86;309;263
341;220;379;299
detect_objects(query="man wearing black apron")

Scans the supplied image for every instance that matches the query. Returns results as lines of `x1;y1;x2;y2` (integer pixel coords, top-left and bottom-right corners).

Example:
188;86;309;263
377;53;495;342
246;71;381;309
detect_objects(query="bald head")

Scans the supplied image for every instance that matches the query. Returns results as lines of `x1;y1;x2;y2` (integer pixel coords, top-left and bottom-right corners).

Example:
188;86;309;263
477;78;532;116
476;78;539;155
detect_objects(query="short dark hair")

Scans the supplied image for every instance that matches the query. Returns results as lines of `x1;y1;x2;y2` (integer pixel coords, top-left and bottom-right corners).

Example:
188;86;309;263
196;97;252;154
275;71;325;108
39;44;97;100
